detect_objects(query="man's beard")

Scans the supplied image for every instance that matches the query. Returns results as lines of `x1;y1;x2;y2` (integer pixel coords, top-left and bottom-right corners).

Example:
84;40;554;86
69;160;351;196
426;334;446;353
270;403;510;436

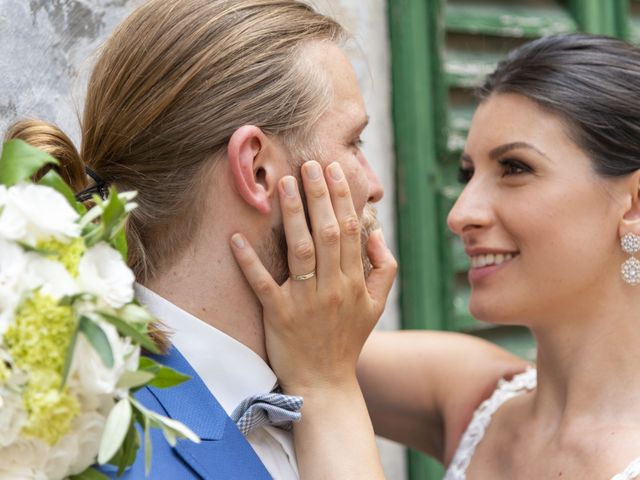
262;202;380;285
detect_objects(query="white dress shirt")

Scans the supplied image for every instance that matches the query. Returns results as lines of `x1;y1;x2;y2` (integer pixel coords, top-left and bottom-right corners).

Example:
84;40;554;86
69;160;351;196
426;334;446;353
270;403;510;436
135;284;299;480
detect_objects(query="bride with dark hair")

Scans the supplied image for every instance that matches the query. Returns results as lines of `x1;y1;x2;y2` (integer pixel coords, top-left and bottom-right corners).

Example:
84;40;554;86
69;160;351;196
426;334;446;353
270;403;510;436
233;34;640;479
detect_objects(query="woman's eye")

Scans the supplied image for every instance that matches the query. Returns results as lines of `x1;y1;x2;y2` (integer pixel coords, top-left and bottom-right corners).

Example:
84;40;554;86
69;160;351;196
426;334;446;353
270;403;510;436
353;137;364;149
457;166;474;184
499;159;532;176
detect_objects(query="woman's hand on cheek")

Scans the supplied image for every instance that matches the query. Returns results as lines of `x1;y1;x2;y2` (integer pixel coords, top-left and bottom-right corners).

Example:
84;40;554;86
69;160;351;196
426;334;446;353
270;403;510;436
229;160;397;395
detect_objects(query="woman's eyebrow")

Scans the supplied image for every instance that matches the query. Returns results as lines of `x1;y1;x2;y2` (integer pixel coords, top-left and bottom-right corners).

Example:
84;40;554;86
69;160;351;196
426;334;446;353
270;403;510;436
489;141;551;161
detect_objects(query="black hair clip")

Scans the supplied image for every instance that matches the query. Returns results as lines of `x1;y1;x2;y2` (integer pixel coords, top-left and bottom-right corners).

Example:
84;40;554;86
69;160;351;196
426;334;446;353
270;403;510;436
75;166;108;202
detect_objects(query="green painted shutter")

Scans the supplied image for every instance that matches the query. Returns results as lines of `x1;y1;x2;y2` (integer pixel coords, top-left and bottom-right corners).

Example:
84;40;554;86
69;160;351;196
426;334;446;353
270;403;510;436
389;1;632;479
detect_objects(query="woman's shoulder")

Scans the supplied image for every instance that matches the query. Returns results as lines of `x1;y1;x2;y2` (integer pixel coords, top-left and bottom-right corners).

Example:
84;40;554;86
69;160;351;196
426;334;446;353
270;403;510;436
444;367;536;476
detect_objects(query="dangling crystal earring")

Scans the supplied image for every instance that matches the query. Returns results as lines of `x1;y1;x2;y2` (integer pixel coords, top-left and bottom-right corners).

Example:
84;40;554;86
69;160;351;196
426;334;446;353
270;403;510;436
621;233;640;285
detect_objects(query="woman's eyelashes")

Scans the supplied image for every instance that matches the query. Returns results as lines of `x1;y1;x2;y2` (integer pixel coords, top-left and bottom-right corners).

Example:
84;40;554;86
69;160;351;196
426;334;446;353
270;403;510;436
498;158;533;177
457;158;534;184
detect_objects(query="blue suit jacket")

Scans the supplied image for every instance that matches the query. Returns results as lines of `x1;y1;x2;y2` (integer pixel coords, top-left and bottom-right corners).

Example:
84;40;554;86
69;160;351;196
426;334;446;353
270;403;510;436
103;347;272;479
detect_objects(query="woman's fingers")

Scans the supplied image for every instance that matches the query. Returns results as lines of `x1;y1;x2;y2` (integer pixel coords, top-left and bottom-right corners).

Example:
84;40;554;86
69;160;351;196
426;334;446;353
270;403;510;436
364;230;397;312
229;233;281;310
279;176;317;286
301;161;341;284
325;162;364;278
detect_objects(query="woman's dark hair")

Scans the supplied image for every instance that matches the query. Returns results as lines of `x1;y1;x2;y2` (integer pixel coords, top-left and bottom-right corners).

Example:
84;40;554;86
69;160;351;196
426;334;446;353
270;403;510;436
478;34;640;177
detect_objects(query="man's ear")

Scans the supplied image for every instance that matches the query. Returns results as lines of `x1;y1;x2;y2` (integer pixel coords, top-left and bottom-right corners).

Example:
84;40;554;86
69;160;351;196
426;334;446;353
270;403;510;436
227;125;277;215
619;170;640;237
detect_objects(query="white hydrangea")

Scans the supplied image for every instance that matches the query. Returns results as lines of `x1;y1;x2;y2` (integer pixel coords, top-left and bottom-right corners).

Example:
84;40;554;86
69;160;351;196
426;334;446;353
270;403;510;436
78;242;134;309
0;183;80;245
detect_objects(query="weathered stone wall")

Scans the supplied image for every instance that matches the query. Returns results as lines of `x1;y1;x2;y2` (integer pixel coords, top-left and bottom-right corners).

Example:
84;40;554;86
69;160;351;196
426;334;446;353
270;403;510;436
0;1;404;476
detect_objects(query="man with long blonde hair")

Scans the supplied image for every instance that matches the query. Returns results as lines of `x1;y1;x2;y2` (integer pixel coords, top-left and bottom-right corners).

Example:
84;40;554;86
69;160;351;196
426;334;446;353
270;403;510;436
8;0;390;477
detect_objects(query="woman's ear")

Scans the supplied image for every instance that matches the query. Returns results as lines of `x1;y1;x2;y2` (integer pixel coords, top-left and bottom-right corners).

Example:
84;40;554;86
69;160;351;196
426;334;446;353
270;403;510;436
227;125;277;215
619;170;640;236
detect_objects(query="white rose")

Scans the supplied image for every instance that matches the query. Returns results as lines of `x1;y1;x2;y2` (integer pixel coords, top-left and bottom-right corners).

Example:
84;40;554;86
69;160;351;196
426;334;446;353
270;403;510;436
66;411;107;476
78;243;134;309
0;439;48;480
43;409;105;480
0;183;80;245
0;238;27;333
0;388;27;448
43;434;76;480
22;254;78;300
68;321;139;396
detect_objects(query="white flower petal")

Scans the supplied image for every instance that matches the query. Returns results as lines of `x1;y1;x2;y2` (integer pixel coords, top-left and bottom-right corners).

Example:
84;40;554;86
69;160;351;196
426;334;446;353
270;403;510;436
78;243;134;309
23;255;79;300
68;322;139;396
0;183;80;245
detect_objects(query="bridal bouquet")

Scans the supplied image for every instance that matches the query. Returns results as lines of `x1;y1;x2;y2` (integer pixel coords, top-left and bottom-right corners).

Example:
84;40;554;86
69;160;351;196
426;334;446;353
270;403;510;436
0;140;199;480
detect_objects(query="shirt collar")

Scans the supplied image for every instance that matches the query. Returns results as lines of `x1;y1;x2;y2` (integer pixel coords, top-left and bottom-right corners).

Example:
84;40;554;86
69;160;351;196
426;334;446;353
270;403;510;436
135;284;277;415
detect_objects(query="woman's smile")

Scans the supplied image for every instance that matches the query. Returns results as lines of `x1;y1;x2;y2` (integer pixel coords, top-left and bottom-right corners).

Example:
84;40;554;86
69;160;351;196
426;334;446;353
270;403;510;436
467;250;519;283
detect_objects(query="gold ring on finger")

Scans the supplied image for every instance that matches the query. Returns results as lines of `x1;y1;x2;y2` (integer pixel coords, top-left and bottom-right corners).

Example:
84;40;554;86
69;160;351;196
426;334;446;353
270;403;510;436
291;270;316;281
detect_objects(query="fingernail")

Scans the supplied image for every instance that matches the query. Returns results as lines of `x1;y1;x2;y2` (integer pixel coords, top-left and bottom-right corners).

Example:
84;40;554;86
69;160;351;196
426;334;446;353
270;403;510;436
282;176;297;197
306;161;322;180
231;233;245;248
328;162;343;181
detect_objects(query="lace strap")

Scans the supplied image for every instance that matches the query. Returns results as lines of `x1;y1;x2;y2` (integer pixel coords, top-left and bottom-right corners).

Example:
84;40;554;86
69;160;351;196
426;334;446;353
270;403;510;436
443;368;537;480
611;457;640;480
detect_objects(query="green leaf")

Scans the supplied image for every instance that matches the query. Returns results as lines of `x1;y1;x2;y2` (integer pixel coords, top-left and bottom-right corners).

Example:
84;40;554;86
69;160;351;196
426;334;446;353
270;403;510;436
154;414;200;444
148;365;191;389
144;415;152;475
101;187;127;238
69;466;110;480
112;227;128;261
161;424;177;447
61;319;80;387
38;169;86;214
79;316;114;368
136;356;190;389
109;421;140;476
97;311;161;355
138;356;161;373
0;139;58;186
119;303;155;328
129;396;200;447
116;370;156;390
99;398;133;465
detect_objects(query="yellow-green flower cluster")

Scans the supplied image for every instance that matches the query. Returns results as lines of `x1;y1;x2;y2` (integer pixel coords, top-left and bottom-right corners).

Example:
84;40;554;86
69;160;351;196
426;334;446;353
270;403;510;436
37;237;86;277
5;292;75;374
4;292;79;444
21;371;80;445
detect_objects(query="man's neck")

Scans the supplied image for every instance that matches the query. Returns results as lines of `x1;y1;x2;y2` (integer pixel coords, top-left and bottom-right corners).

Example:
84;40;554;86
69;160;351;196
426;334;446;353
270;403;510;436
145;242;268;362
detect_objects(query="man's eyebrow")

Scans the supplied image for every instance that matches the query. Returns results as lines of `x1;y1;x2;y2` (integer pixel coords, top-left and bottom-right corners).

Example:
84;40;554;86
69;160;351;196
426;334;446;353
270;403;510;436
488;141;550;161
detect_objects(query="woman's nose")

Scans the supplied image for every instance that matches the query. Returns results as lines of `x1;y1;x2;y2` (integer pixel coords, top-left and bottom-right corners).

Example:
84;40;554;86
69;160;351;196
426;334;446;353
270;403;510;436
447;177;493;236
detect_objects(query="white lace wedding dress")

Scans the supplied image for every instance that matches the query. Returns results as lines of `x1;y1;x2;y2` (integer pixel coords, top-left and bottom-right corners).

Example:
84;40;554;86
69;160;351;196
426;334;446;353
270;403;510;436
443;369;640;480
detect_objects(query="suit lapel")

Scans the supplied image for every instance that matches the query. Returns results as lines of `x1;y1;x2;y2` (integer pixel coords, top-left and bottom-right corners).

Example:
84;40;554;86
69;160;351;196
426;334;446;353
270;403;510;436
147;347;272;479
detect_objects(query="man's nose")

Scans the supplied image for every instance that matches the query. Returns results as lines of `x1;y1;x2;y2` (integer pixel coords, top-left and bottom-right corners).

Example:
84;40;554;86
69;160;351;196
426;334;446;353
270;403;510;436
365;161;384;203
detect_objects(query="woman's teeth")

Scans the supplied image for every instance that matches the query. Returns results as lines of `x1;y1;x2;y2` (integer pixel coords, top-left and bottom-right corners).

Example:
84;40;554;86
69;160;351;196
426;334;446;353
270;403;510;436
470;253;514;268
